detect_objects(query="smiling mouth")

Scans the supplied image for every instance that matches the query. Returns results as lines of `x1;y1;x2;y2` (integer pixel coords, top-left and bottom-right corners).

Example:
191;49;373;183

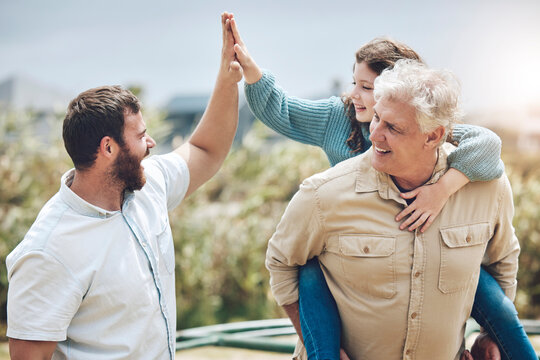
375;146;391;154
354;105;366;112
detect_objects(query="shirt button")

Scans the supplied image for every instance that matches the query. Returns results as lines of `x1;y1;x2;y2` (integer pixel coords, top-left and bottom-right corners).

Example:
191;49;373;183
411;312;418;319
406;349;412;355
414;271;421;278
363;246;370;254
466;235;472;243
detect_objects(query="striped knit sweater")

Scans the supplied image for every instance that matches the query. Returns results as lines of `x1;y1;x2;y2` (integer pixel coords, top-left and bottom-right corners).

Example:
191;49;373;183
245;70;504;181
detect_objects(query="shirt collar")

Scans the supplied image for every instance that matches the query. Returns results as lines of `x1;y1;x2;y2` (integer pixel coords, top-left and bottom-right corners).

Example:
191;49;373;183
355;144;452;204
59;169;121;219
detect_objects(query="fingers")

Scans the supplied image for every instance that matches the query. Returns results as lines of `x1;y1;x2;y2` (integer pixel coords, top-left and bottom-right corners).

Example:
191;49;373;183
399;209;420;230
396;203;415;222
233;43;249;64
230;61;243;75
408;213;430;231
221;12;234;43
228;61;243;83
221;18;236;63
400;187;420;199
230;17;244;46
221;13;227;42
419;214;435;233
460;350;474;360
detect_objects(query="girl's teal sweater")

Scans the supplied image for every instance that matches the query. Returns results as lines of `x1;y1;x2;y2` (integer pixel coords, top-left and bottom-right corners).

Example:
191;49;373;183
245;70;504;181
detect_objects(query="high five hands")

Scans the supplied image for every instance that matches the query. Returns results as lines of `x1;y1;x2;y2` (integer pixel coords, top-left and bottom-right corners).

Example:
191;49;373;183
221;12;243;83
221;13;263;84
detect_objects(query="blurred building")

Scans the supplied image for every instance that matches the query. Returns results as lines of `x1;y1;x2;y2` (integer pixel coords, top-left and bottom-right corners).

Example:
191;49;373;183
0;75;72;143
162;93;256;150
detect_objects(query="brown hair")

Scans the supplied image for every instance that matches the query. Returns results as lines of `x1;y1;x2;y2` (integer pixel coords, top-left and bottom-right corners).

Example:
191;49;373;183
344;38;424;153
63;86;141;170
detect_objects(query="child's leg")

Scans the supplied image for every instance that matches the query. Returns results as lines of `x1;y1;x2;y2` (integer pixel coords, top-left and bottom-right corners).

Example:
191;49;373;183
298;257;341;360
471;267;537;360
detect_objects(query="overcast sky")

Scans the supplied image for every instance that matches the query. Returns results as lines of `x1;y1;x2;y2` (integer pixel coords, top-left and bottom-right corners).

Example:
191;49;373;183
1;0;539;111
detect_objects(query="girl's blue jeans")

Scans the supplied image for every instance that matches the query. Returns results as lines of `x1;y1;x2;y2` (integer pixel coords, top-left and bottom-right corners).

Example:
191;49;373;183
298;258;537;360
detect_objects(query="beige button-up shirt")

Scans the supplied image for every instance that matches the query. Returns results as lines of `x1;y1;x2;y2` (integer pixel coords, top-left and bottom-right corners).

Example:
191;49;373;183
266;145;520;360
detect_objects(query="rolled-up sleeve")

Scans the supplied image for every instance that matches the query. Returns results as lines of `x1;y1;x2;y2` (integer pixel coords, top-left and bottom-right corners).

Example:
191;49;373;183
482;175;520;300
265;180;326;306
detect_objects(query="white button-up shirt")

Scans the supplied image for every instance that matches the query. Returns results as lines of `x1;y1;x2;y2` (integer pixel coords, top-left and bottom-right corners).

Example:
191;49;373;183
6;152;189;359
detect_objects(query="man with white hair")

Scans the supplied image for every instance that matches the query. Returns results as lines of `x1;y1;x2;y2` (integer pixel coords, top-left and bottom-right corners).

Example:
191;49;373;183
266;60;520;359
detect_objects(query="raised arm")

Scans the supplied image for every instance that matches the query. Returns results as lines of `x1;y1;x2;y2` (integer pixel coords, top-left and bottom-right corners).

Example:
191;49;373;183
174;12;242;197
397;124;504;232
230;16;340;147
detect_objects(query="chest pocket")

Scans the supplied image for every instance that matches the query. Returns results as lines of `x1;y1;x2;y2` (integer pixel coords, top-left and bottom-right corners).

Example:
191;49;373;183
157;215;175;274
338;234;396;299
439;223;490;294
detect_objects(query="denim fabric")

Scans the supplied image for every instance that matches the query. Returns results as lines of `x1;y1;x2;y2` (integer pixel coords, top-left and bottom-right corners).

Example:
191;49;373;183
471;267;537;360
298;258;341;360
298;260;536;360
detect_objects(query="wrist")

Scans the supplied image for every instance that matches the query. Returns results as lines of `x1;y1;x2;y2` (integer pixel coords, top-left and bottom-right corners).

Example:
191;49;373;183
244;67;263;84
216;71;241;87
435;178;453;198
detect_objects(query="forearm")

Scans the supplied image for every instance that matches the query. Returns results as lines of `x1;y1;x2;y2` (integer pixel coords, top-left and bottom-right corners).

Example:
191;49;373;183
436;168;469;197
244;71;334;146
186;75;239;166
283;302;304;343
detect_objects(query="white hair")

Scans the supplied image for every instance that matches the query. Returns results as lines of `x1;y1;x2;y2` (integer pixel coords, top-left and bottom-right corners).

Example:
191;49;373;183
373;59;463;139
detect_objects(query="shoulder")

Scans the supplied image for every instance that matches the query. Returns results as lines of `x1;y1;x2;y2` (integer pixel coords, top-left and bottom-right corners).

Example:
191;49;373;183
142;153;189;192
301;151;367;192
460;171;511;209
6;193;69;267
143;153;188;181
141;153;190;210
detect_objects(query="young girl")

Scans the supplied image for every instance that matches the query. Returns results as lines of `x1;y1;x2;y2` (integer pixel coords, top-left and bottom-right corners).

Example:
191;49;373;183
229;15;536;360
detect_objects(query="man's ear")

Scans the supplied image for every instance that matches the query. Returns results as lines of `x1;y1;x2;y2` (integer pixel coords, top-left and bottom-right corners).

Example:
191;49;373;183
99;136;117;159
425;126;446;148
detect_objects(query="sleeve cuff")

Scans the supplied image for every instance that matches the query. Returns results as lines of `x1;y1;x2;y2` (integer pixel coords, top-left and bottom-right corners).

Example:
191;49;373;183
501;282;517;302
7;328;66;342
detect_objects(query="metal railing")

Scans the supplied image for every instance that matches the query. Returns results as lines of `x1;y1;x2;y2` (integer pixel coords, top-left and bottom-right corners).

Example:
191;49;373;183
177;318;540;357
176;318;296;353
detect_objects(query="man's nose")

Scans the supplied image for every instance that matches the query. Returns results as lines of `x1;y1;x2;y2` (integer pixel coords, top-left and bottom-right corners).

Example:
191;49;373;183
147;135;156;148
369;121;382;142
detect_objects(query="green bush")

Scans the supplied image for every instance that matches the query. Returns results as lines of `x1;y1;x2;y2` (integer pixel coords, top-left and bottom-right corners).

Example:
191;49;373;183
1;110;539;337
507;162;540;318
0;110;70;325
170;124;328;328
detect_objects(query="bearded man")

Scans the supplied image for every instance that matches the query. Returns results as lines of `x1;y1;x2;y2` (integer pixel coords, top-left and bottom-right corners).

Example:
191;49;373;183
6;12;242;360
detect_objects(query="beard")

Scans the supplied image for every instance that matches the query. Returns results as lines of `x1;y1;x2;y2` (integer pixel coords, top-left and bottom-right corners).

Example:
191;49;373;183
111;146;148;192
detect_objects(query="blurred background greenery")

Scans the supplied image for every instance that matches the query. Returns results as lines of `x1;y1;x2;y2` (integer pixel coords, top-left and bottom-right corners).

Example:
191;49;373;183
1;103;539;342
